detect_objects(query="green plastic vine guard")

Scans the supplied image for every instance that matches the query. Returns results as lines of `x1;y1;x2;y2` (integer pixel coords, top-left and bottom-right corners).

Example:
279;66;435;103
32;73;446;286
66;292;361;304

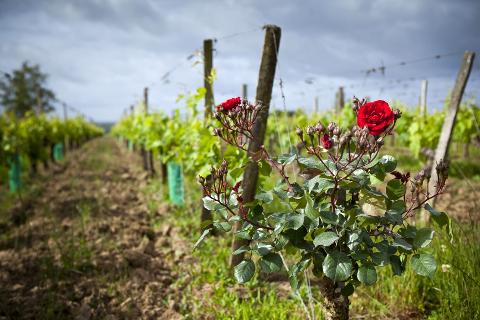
128;140;134;151
53;143;64;161
8;154;21;193
167;161;184;206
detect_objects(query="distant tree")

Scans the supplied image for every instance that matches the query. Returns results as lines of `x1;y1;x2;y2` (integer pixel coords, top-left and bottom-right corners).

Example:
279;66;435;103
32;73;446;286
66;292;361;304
0;62;56;117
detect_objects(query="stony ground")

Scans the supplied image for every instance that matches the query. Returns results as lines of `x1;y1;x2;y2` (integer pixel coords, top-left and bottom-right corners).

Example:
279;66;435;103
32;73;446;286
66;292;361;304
0;138;187;320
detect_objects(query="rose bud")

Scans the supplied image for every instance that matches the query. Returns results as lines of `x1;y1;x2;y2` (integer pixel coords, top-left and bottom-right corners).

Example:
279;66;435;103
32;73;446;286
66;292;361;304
393;109;402;120
321;134;333;149
306;126;315;136
333;127;341;137
339;135;348;147
296;127;303;140
327;122;337;133
198;176;205;184
315;123;325;132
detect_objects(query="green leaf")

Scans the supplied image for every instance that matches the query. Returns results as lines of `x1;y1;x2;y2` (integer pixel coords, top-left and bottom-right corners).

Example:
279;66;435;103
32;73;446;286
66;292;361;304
193;228;210;250
379;155;397;172
297;156;322;169
424;204;452;240
393;237;413;251
258;160;272;177
213;222;232;232
341;282;355;296
289;273;299;290
202;197;223;211
259;253;283;273
413;228;434;248
411;253;436;278
322;251;352;282
278;153;296;165
255;191;273;203
313;231;339;247
232;245;250;255
234;259;256;283
284;212;304;230
256;243;274;256
319;210;339;225
357;265;377;285
386;179;406;200
307;176;335;193
390;255;405;276
352;169;370;187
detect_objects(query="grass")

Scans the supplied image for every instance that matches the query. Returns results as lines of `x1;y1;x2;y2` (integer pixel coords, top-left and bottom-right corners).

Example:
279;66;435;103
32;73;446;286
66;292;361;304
352;221;480;319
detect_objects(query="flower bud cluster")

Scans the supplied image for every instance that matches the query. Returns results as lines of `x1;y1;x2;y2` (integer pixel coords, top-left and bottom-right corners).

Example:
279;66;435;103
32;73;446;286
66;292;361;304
213;98;263;150
199;160;230;196
435;159;449;191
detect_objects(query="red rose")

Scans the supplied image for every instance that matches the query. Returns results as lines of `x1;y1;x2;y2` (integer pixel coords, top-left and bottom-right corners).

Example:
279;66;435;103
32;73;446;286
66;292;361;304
321;134;333;149
217;97;241;112
357;100;394;136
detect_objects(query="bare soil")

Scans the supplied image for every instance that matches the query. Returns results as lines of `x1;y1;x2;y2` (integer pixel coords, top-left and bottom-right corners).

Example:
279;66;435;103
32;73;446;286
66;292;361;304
0;138;185;320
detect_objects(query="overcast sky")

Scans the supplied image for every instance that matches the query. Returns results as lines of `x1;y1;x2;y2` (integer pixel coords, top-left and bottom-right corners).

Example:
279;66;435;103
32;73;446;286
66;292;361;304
1;0;479;122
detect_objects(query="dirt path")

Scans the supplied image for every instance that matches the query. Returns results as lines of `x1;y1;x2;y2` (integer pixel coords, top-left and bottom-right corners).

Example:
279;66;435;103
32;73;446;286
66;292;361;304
0;138;183;320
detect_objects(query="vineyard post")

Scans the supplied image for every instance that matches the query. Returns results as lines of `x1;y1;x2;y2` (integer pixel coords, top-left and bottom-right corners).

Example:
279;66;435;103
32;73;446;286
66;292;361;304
335;86;344;114
420;80;428;116
63;103;69;152
314;96;319;114
204;39;214;118
201;38;216;229
230;25;281;268
130;105;136;152
242;83;248;100
425;51;475;219
144;87;155;175
140;88;149;172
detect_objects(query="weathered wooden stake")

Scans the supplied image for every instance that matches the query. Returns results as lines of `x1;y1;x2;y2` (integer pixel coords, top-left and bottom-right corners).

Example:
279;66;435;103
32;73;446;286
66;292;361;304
420;80;428;116
425;51;475;217
314;96;319;114
204;39;214;119
201;39;216;230
230;25;281;268
143;87;155;175
141;87;150;172
335;86;344;113
242;83;248;100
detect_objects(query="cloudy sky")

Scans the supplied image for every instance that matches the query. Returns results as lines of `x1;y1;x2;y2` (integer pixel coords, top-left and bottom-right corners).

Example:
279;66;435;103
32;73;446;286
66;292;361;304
1;0;479;122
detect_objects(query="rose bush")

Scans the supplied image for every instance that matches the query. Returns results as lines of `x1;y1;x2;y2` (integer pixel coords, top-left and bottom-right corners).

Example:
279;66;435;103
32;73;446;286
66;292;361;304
197;97;450;320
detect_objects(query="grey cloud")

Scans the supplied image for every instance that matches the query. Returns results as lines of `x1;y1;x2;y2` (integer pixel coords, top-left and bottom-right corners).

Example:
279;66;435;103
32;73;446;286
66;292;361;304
0;0;478;121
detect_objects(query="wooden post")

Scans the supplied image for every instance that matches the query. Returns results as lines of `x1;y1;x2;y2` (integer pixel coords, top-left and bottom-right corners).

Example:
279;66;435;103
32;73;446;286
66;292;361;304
230;25;281;268
204;39;214;119
314;96;319;114
130;105;135;152
143;87;155;175
425;51;475;215
201;39;216;229
420;80;428;116
63;103;69;152
242;84;248;100
335;86;344;113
